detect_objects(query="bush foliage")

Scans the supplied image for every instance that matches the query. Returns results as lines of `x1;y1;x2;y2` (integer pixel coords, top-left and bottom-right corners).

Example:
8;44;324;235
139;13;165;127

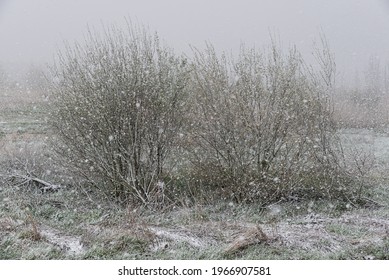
50;25;190;205
186;43;355;203
50;25;363;206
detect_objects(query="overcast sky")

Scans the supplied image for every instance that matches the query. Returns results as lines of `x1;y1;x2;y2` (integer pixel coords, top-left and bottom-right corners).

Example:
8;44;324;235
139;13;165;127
1;0;389;80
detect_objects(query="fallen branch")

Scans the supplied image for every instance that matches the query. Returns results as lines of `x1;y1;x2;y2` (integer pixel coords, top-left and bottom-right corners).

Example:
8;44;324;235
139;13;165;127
359;196;385;208
8;173;65;193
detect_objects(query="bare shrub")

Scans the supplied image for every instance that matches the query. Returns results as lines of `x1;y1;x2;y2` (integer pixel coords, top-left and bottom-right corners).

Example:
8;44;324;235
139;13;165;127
49;24;190;205
186;42;357;204
0;65;9;91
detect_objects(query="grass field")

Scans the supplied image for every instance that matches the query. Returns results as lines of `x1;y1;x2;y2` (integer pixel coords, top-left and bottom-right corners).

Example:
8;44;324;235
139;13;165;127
1;90;389;260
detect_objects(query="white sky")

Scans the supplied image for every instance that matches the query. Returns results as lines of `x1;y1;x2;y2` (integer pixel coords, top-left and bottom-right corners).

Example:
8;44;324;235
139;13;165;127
1;0;389;80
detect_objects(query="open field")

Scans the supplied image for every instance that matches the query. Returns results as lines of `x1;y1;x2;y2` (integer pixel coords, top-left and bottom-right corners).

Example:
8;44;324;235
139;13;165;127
1;90;389;260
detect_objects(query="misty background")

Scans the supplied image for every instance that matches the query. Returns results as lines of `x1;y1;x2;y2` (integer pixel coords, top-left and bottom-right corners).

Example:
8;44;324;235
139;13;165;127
1;0;389;83
2;1;389;262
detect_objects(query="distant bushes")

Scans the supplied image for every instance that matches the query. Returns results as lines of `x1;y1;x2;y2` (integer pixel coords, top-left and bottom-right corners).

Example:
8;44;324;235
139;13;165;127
334;56;389;129
0;66;10;91
50;24;365;207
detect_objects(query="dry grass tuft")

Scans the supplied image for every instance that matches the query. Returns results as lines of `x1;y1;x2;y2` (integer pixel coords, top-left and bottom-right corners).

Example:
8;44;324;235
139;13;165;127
223;225;269;256
26;212;41;241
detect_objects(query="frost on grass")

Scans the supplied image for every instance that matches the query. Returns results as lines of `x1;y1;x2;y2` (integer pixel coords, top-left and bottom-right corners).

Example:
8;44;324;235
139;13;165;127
148;226;208;249
40;225;85;255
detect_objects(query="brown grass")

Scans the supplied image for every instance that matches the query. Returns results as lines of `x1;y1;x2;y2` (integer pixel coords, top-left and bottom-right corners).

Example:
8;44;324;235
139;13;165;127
223;225;269;256
26;212;42;241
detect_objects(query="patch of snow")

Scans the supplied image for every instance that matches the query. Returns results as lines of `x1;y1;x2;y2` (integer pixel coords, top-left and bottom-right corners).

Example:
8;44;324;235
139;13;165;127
40;226;85;255
149;227;205;248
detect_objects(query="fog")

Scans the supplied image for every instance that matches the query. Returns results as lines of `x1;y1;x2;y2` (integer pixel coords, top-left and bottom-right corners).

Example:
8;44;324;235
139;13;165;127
2;1;389;263
1;0;389;81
